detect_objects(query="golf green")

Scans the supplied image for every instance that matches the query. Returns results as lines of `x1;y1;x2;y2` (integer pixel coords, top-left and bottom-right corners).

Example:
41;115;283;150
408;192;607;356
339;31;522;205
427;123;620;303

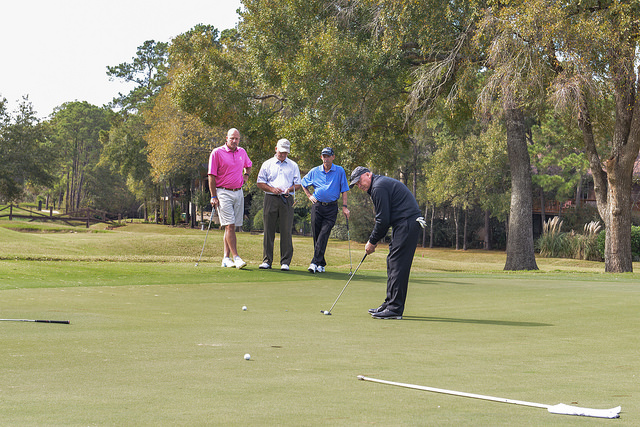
0;223;637;425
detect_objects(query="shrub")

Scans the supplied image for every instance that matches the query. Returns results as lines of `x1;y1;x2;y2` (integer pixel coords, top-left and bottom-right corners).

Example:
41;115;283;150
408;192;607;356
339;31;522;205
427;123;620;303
572;221;603;261
253;208;264;230
536;217;571;258
596;226;640;262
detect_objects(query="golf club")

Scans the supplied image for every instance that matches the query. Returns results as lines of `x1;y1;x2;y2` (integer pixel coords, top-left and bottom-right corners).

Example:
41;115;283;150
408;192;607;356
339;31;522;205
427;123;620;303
195;208;214;267
321;253;367;315
346;218;353;275
357;375;621;419
0;319;70;324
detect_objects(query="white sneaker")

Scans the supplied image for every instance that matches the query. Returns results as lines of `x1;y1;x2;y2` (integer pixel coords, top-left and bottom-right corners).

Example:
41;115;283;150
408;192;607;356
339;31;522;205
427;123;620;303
221;257;234;268
259;262;271;269
308;263;317;273
234;256;246;269
317;266;325;273
280;264;290;271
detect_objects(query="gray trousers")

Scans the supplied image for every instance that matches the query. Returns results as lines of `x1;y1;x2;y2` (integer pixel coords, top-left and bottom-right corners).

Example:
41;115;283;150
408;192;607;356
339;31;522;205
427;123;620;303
262;194;294;266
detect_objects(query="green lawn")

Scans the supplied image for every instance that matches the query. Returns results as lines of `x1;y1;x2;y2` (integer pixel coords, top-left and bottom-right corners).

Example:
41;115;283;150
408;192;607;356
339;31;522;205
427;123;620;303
0;221;637;425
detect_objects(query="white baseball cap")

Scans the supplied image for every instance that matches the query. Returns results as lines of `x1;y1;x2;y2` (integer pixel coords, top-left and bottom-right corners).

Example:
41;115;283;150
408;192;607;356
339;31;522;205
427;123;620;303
276;138;291;153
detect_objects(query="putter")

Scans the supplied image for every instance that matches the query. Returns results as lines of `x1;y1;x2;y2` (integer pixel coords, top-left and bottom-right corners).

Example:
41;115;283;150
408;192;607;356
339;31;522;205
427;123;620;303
195;209;214;267
346;218;353;275
321;253;367;315
0;319;70;324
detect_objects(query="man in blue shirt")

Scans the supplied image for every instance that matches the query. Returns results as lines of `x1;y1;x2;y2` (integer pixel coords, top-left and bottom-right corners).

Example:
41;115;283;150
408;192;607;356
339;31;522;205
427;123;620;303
301;147;350;273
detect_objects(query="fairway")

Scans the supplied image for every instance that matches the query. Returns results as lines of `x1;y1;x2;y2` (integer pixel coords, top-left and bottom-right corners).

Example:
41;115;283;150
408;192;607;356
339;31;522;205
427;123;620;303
1;223;638;425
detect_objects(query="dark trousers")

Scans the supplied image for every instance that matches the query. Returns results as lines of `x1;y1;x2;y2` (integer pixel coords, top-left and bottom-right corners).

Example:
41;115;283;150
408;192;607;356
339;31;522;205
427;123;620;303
310;202;338;267
263;194;294;266
384;217;421;314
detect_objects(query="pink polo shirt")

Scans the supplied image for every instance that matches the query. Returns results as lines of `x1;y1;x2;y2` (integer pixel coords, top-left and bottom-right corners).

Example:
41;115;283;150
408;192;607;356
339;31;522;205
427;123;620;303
208;145;252;189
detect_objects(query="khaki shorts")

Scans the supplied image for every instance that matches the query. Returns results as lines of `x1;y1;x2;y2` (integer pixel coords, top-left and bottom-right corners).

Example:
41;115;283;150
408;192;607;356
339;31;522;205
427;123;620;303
217;188;244;227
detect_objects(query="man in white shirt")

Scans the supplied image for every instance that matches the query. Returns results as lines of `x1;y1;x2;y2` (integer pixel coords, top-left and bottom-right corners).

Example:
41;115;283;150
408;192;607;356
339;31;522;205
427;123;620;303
256;139;301;270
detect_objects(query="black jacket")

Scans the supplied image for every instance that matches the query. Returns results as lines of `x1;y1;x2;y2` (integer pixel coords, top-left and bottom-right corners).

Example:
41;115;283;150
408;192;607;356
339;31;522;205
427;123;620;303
367;174;421;245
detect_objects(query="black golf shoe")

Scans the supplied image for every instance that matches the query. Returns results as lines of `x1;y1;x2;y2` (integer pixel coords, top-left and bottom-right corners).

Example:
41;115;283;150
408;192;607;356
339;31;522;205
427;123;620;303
368;304;387;314
371;309;402;320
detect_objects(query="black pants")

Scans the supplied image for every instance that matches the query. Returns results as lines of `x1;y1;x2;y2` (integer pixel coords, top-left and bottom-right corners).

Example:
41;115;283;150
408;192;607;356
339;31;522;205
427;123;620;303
310;202;338;267
383;217;421;314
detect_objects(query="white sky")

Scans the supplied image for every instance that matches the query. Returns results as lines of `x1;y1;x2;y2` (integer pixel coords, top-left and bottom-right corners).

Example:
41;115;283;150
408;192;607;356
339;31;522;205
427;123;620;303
0;0;243;118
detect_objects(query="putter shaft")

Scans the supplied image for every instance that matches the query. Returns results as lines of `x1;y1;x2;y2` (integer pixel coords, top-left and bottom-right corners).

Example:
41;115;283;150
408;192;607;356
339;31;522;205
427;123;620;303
324;253;367;314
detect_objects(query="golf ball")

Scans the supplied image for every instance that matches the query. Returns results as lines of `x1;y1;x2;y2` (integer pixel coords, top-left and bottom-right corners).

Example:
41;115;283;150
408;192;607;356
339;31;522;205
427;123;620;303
244;353;251;360
242;306;247;311
323;311;330;315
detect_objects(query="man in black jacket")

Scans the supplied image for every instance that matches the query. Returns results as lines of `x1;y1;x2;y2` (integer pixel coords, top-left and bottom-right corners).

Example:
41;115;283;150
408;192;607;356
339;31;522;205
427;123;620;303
349;166;422;319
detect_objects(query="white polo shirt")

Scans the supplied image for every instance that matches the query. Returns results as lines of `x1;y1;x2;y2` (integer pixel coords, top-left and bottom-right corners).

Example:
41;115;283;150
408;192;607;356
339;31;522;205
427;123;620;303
257;155;301;194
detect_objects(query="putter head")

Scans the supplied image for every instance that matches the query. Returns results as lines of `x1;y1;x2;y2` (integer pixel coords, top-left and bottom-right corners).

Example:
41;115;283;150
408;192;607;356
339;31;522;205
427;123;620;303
320;310;332;315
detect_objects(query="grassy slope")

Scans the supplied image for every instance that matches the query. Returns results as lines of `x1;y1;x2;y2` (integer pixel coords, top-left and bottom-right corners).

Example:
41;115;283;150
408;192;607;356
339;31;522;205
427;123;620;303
0;221;638;425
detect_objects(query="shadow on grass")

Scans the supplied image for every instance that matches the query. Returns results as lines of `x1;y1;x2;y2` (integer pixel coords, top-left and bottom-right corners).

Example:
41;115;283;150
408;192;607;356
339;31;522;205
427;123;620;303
254;269;384;281
401;316;553;327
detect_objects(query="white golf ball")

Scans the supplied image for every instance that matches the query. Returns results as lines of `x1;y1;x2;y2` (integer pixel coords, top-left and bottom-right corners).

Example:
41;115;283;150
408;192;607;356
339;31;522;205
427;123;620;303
244;353;251;360
242;306;247;311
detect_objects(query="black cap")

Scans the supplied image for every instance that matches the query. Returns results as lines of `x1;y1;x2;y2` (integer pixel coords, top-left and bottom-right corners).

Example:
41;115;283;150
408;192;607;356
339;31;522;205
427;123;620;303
349;166;370;188
321;147;334;156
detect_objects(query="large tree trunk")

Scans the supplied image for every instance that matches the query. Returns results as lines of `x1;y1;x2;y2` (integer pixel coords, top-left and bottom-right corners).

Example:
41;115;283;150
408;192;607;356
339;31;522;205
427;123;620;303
504;107;538;271
604;158;633;272
579;78;639;272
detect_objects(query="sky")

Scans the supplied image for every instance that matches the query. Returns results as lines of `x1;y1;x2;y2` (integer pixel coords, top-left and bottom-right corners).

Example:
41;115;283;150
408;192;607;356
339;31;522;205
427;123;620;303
0;0;243;118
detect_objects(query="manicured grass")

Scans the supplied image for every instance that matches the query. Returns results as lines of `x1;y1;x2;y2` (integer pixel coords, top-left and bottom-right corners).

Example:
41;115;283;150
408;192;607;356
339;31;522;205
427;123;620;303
0;221;638;425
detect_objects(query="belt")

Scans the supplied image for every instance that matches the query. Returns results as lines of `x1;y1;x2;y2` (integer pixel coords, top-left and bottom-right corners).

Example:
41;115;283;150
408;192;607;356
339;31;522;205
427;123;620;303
319;200;338;206
218;187;242;192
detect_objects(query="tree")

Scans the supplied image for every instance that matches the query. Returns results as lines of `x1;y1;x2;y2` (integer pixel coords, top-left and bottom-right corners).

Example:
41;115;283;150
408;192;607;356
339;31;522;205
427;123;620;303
146;87;218;182
0;96;55;202
103;40;171;219
168;7;412;171
541;0;640;272
367;0;540;269
529;112;592;229
424;117;509;250
146;86;220;225
107;40;169;113
48;102;111;211
478;0;640;272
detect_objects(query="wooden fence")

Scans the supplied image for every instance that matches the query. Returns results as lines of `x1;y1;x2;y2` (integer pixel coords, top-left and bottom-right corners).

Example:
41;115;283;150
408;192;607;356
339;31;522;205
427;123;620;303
0;204;118;228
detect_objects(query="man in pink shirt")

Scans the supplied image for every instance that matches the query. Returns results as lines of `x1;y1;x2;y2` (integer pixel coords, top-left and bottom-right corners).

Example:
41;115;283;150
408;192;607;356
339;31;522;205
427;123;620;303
208;128;252;269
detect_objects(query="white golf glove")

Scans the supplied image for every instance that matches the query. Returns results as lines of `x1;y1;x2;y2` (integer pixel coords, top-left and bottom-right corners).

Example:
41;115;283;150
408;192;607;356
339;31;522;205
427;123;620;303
416;217;427;228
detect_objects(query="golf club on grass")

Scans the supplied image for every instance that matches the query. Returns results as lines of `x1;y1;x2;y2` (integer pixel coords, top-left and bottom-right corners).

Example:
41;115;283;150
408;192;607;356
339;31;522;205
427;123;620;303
321;253;367;315
357;375;621;419
346;218;353;275
0;319;70;324
195;208;214;267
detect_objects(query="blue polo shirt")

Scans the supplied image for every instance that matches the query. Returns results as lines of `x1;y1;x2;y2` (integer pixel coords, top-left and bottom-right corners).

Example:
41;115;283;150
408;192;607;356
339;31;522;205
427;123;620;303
301;164;349;203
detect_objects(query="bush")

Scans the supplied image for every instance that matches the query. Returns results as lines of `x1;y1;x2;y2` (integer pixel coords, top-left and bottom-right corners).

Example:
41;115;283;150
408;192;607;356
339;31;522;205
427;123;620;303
253;208;264;230
346;190;375;243
572;221;602;261
536;217;572;258
597;225;640;262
